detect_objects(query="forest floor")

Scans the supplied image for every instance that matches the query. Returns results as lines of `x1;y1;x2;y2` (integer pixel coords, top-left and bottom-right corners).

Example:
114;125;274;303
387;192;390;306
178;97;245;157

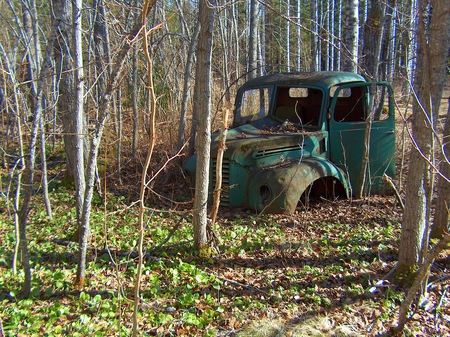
1;164;449;336
1;90;449;336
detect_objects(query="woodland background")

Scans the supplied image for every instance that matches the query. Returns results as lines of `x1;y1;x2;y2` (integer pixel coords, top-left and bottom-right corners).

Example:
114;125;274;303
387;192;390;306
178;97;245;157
0;0;449;336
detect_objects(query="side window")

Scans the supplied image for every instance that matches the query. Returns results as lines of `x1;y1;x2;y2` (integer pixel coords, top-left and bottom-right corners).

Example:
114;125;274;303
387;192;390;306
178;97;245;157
373;85;391;121
333;86;367;122
234;87;271;125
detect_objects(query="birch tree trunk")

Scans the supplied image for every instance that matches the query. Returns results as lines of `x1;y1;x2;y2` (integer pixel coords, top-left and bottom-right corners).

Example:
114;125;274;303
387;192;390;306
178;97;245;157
286;0;291;72
193;0;214;255
343;0;359;72
310;0;318;71
296;1;301;71
260;4;266;75
72;0;86;228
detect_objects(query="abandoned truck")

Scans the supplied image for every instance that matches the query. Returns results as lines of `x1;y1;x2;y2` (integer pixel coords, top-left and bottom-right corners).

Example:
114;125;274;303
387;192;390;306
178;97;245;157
184;72;396;214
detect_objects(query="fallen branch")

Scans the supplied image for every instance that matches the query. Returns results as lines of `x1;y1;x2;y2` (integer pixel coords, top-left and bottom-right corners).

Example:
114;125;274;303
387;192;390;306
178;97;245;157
204;267;274;300
383;173;405;210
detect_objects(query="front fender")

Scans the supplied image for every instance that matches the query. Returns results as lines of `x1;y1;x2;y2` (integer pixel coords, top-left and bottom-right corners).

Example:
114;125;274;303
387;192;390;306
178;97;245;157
247;157;350;214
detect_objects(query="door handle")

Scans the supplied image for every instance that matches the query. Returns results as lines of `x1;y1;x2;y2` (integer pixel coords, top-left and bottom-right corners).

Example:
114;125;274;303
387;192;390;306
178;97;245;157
384;129;395;134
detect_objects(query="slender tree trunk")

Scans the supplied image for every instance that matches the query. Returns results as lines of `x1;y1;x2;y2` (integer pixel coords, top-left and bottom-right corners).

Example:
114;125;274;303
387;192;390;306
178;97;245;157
74;15;145;290
193;0;215;254
21;0;38;114
178;18;200;153
0;46;24;275
296;0;302;70
248;0;258;79
39;114;52;219
218;12;230;101
310;0;318;71
17;0;45;298
329;0;335;71
52;0;78;184
336;0;342;69
116;86;123;184
430;1;450;238
396;0;446;283
93;0;111;96
72;0;86;227
260;4;266;75
286;0;291;71
132;46;139;156
343;0;359;72
18;12;60;298
432;101;450;238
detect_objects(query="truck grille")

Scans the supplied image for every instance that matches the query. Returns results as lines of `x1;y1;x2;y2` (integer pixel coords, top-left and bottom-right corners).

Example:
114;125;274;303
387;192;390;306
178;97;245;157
211;158;230;206
254;145;302;158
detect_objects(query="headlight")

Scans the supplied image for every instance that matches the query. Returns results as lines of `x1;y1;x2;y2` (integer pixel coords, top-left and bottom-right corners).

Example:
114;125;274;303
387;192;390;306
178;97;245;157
259;184;272;203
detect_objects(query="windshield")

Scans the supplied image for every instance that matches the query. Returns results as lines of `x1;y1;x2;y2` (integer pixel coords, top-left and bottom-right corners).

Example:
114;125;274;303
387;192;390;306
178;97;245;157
273;86;323;127
233;87;273;126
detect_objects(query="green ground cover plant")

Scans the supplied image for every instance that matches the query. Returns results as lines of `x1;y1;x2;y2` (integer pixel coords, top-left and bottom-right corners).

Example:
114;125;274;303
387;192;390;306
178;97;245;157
0;187;449;336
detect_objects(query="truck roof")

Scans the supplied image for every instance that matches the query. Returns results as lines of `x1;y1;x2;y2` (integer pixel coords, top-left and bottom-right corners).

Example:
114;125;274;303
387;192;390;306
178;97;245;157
240;71;366;90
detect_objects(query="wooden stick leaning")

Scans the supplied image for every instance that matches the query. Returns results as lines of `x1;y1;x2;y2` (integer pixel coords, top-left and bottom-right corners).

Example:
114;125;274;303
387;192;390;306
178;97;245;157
208;109;229;251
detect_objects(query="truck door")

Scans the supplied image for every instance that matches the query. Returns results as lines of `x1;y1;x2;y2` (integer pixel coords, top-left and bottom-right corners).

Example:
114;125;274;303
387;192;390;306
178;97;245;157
328;82;395;195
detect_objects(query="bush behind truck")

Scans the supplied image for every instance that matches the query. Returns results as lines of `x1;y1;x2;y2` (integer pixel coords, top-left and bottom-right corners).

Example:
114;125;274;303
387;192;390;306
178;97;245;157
184;72;396;214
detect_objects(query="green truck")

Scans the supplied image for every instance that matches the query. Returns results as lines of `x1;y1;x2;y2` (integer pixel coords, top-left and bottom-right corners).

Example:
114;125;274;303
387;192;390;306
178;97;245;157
184;72;396;214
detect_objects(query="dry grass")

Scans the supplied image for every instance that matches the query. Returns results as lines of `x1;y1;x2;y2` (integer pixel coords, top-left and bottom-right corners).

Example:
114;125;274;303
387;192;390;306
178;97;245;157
239;314;364;337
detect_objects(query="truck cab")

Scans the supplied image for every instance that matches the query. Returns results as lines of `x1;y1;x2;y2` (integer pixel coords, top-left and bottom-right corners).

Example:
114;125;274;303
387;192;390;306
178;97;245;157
184;72;396;214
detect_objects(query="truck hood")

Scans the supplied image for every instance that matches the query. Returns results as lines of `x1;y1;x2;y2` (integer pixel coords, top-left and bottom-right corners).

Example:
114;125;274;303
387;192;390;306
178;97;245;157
211;117;322;155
